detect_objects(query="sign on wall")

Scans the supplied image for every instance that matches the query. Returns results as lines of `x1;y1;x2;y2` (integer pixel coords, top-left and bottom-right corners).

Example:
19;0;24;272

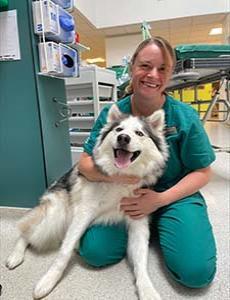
0;10;21;61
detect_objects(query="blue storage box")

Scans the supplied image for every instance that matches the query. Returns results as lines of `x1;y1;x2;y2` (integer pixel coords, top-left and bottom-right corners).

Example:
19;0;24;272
52;5;75;43
60;43;79;77
52;0;74;11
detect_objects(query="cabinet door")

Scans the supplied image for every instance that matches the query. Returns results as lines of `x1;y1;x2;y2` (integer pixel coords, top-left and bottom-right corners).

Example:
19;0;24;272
37;76;72;186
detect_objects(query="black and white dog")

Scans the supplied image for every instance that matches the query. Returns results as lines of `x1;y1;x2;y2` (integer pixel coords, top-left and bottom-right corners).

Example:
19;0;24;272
6;104;168;300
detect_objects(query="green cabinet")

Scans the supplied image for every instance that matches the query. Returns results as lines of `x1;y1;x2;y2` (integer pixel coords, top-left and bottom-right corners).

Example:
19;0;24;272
0;0;71;208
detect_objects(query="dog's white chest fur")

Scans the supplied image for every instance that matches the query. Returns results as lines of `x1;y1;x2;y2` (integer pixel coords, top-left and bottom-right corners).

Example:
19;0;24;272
73;179;137;225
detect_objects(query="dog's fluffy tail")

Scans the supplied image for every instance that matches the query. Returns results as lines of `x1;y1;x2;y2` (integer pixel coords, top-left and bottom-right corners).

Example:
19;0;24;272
18;191;71;251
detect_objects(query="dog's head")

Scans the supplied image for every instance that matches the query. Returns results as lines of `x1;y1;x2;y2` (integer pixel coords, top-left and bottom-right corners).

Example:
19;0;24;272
93;104;168;184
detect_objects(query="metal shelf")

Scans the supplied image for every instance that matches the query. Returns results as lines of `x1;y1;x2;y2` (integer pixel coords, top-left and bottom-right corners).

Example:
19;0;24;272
67;42;90;52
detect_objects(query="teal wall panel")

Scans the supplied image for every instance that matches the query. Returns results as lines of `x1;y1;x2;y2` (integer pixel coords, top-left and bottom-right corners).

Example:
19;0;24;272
0;0;46;207
0;0;71;207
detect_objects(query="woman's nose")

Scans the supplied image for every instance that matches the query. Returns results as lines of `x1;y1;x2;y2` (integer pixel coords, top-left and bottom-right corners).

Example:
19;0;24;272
147;67;160;78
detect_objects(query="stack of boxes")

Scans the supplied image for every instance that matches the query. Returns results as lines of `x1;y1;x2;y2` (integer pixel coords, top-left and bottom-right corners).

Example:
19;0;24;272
32;0;79;77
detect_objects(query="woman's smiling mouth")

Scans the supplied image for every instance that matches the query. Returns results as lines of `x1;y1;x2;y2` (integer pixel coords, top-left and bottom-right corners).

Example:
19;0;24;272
141;81;160;89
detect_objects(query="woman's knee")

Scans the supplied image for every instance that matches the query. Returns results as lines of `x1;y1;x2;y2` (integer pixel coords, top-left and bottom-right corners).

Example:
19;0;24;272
78;223;128;267
158;195;217;287
166;255;217;288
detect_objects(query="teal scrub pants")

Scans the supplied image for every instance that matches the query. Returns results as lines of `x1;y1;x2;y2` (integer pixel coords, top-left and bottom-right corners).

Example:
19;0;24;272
78;193;217;288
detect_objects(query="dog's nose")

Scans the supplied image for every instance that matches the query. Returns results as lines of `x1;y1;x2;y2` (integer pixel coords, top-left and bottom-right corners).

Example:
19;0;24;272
117;134;131;146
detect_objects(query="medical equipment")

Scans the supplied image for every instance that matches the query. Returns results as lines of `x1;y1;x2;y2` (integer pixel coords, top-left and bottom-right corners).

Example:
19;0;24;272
33;0;75;43
141;21;152;40
39;42;79;77
51;0;73;11
167;44;230;153
167;56;230;124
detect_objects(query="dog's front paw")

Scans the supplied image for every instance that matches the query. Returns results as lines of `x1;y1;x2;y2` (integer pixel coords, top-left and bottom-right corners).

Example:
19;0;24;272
5;252;24;270
33;270;60;299
137;279;161;300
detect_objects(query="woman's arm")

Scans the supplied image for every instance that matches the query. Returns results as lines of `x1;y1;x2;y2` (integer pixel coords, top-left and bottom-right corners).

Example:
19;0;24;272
161;166;212;204
78;152;107;182
120;166;212;219
78;152;140;184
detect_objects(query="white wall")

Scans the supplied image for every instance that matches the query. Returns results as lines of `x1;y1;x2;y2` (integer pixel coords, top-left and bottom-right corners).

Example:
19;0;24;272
74;0;97;24
105;26;230;67
105;34;142;67
223;13;230;43
76;0;229;28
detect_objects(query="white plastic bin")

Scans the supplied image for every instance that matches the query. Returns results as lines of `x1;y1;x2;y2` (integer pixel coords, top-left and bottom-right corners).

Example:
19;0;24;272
39;42;79;77
39;42;62;74
33;0;59;37
33;0;75;43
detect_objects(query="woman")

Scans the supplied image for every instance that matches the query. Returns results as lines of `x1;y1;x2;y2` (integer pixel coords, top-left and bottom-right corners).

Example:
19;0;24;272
77;37;217;288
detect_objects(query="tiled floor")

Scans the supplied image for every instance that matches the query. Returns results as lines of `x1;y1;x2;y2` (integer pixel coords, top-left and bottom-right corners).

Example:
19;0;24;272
0;122;229;300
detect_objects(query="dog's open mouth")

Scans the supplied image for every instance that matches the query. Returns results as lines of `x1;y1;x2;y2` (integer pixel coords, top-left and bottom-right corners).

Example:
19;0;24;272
113;149;141;169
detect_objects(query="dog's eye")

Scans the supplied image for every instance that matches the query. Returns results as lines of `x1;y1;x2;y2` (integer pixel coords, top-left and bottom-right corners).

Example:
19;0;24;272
115;127;123;132
135;130;144;137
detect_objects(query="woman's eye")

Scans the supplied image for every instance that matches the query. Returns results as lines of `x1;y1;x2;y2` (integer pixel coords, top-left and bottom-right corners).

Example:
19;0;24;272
159;65;167;72
115;127;123;132
135;131;144;137
139;63;150;70
141;64;149;69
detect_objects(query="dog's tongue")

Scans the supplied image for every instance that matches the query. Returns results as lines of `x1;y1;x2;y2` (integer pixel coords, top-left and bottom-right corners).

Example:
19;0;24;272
115;149;133;169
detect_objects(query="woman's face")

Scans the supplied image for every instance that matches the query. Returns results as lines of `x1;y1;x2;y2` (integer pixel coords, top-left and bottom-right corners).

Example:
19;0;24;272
130;43;173;100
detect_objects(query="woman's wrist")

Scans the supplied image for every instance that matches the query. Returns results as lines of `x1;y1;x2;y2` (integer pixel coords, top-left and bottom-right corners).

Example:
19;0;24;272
158;190;173;207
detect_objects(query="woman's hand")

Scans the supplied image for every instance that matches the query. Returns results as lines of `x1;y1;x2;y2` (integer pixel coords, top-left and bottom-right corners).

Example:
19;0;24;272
120;188;167;219
120;166;213;220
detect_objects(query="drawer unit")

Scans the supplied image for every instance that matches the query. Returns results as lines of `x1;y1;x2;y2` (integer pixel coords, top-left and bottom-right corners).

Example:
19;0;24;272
65;66;117;164
69;116;95;129
71;146;83;164
68;100;94;114
70;131;90;145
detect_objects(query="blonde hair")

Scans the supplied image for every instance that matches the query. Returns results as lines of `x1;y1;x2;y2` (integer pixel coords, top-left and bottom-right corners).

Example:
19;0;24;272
125;37;176;95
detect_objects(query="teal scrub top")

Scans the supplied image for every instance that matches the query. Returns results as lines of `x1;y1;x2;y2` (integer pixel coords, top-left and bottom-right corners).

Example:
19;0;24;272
83;95;215;191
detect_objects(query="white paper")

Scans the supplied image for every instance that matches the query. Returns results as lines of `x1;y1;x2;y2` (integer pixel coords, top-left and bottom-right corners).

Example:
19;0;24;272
0;10;21;61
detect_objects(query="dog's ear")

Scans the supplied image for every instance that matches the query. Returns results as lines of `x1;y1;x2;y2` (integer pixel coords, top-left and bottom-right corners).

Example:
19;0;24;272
107;104;126;123
146;109;165;132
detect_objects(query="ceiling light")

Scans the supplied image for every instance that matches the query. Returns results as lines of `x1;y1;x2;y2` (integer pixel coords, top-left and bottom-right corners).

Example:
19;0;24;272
209;27;223;35
86;57;105;63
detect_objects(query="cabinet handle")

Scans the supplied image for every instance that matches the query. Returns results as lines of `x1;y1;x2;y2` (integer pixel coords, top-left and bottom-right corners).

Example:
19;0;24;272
53;97;72;127
55;117;69;127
